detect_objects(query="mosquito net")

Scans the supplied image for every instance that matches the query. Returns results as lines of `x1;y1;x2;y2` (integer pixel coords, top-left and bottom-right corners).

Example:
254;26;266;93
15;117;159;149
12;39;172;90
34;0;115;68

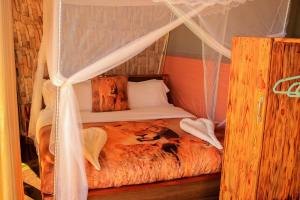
29;0;290;199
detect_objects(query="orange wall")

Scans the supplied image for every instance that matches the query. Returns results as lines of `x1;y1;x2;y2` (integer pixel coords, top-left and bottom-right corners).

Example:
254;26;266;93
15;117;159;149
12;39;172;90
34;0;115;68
163;56;230;122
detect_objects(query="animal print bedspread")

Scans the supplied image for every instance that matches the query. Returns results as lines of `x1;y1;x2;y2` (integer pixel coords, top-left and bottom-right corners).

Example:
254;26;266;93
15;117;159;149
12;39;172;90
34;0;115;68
38;119;223;194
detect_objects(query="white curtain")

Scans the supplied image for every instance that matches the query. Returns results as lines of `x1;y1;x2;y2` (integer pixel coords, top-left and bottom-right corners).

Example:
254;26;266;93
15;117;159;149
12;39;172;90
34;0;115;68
29;0;291;199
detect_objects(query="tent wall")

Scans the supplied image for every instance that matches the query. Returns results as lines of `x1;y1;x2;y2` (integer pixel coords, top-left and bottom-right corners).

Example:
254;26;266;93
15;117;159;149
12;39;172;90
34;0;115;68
168;0;300;59
164;3;300;120
163;56;230;122
286;0;300;38
164;25;231;122
167;25;203;59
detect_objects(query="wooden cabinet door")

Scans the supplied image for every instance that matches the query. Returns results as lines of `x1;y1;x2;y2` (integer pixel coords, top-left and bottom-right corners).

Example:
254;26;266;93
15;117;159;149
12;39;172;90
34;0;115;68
220;37;273;200
257;39;300;199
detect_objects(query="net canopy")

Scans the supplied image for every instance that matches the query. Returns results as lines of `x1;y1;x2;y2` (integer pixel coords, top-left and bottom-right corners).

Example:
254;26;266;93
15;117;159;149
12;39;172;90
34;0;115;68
29;0;290;199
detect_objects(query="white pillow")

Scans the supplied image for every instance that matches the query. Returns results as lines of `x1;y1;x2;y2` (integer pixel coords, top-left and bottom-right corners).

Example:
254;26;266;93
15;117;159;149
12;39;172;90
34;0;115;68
42;80;92;111
42;80;57;109
73;80;92;111
128;79;170;109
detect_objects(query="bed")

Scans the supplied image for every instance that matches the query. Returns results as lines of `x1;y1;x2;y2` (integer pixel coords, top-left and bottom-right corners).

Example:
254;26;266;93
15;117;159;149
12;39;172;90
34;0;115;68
37;75;224;199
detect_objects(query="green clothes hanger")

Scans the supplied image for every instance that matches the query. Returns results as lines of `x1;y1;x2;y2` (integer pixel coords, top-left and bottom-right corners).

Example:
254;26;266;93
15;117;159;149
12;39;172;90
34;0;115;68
273;75;300;98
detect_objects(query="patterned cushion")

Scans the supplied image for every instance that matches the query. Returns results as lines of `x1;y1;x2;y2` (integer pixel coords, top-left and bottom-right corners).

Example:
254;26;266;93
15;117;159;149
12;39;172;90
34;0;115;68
91;75;128;112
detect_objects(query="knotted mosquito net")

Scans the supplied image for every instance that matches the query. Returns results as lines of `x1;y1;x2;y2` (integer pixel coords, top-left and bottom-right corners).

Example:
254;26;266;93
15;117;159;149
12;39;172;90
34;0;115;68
29;0;290;199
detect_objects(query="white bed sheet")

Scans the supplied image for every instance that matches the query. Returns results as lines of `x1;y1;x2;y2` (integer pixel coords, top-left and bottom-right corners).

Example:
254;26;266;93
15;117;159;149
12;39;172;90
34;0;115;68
36;105;195;144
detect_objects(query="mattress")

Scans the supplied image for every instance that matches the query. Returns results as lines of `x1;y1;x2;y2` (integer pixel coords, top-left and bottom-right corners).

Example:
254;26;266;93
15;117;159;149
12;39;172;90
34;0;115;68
35;105;195;144
39;118;224;194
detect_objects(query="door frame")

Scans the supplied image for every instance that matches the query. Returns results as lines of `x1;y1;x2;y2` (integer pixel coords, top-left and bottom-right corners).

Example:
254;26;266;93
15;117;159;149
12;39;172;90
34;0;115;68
0;0;24;199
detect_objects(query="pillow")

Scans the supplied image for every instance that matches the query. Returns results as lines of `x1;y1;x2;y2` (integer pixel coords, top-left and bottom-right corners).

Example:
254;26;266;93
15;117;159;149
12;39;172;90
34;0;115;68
73;80;92;111
42;80;57;110
91;75;128;112
42;80;92;111
128;79;170;109
82;127;107;171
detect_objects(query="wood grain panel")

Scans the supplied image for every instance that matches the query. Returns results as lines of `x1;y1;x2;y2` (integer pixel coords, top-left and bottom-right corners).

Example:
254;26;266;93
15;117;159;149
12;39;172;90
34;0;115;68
88;176;220;200
104;35;169;76
257;41;300;199
220;37;273;200
0;0;24;198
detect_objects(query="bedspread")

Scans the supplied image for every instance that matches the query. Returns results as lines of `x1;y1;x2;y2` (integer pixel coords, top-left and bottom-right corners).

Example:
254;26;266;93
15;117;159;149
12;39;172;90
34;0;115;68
38;118;224;194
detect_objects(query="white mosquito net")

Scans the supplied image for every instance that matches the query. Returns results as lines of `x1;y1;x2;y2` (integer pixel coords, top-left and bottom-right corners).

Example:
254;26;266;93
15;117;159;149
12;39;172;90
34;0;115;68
29;0;290;199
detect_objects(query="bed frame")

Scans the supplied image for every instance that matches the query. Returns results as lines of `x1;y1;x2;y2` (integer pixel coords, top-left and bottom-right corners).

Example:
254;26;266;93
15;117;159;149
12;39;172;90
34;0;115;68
41;74;221;200
43;173;220;200
126;74;169;82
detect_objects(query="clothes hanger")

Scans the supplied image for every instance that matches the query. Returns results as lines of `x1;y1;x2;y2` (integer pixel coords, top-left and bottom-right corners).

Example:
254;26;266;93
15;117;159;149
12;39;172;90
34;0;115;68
273;75;300;98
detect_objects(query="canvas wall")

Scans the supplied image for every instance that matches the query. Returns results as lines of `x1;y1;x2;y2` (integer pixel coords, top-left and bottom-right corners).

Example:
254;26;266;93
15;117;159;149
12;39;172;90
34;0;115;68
286;0;300;38
164;2;300;119
167;0;300;58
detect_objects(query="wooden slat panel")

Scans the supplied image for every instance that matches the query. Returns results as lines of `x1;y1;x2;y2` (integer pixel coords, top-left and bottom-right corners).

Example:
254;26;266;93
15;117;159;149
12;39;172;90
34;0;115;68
104;35;169;76
220;37;273;200
257;41;300;199
12;0;43;135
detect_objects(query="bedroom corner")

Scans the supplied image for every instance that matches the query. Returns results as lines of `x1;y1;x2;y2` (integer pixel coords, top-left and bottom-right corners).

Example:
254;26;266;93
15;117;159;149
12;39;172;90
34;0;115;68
2;0;300;200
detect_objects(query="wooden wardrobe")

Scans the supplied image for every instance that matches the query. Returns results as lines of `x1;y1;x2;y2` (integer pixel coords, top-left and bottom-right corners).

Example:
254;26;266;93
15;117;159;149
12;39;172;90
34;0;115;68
220;37;300;199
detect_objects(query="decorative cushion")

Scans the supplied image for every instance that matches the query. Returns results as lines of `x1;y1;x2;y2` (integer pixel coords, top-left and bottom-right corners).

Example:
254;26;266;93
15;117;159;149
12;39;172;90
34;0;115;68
92;75;128;112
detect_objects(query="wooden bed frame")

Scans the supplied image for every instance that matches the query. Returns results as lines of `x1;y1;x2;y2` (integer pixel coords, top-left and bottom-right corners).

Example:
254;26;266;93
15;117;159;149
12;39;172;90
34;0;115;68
41;74;222;200
43;173;220;200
